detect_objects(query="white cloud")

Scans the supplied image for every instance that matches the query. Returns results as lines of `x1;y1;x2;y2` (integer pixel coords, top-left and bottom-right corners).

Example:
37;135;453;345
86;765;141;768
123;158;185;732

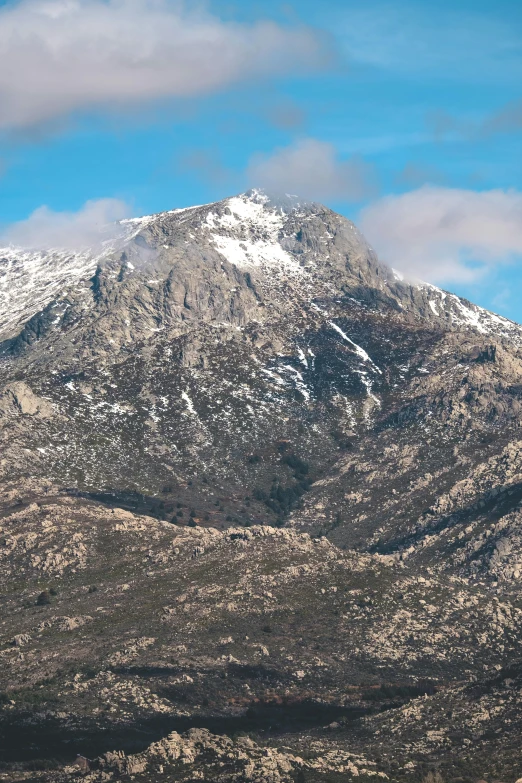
359;186;522;284
0;0;325;130
248;138;377;202
1;198;131;250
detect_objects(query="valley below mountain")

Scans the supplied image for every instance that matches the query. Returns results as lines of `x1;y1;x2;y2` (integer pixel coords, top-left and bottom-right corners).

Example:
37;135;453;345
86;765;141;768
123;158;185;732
1;190;522;783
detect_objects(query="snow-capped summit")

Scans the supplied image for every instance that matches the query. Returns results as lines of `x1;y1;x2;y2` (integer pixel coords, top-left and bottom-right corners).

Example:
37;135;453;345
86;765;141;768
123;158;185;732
1;190;521;352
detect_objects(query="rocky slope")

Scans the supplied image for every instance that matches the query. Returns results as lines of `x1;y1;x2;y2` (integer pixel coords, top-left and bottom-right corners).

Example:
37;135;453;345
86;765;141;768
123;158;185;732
1;190;522;782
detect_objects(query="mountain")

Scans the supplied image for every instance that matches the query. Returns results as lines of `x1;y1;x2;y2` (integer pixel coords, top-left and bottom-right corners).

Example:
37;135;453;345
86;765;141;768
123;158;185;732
1;190;522;783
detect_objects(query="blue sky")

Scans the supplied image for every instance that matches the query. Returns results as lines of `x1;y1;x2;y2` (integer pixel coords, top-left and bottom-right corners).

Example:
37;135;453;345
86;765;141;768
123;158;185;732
1;0;521;320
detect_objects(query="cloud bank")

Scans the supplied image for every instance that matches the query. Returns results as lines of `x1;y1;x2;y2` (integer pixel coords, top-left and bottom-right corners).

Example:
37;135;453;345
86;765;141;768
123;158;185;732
359;186;522;284
1;198;131;250
0;0;326;130
248;138;378;202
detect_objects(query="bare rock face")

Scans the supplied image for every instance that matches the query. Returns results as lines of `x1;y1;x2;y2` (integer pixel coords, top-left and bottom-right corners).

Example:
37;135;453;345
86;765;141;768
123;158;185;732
0;381;54;418
1;191;522;782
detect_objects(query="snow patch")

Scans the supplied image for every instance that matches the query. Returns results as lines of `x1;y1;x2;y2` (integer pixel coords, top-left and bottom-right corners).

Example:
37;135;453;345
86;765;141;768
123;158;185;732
206;192;303;274
297;348;308;368
281;364;311;401
211;234;301;273
181;391;196;415
329;322;382;375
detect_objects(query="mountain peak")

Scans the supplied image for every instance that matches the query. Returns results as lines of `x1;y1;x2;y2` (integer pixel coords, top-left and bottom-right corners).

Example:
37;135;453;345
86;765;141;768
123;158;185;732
122;188;329;236
231;188;320;213
2;189;520;349
120;187;359;281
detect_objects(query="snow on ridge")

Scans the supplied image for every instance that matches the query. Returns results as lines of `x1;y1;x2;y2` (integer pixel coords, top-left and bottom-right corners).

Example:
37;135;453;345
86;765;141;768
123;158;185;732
114;190;323;275
0;191;305;343
124;190;283;232
220;194;274;224
120;191;307;273
120;203;205;227
0;215;148;341
419;281;521;339
0;246;98;341
206;195;285;236
205;192;304;273
0;206;178;342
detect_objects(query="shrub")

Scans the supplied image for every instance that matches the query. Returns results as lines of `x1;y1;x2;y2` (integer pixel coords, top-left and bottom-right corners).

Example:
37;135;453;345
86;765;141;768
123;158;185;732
362;683;437;702
422;773;444;783
36;591;51;606
282;454;309;476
